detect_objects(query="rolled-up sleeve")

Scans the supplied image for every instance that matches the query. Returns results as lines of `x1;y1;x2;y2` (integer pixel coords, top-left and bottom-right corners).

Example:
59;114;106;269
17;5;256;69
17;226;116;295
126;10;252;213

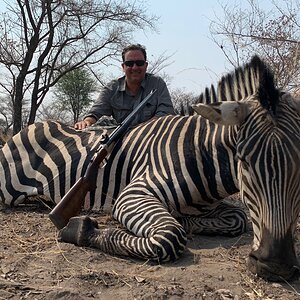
84;83;115;120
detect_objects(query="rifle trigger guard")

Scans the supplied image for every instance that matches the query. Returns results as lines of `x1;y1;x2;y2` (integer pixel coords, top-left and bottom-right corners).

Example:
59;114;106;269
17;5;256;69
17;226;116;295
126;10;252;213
100;133;109;144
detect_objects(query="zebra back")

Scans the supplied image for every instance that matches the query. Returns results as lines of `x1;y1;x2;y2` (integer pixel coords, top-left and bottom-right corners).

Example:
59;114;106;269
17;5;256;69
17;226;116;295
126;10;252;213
0;121;106;206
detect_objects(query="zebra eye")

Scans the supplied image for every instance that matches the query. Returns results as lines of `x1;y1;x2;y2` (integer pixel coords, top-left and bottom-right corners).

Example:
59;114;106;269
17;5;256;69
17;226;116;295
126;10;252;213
237;156;249;169
240;160;249;170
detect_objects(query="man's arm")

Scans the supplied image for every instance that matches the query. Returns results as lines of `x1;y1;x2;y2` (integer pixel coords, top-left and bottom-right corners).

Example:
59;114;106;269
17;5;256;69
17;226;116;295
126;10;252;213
74;83;115;129
154;77;175;116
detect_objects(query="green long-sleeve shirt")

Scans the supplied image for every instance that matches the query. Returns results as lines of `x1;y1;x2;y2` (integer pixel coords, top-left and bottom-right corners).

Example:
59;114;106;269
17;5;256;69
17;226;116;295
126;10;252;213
85;73;175;126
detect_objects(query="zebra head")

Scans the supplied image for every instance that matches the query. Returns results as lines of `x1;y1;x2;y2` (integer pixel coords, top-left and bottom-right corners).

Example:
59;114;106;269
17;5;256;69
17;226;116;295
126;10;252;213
193;56;300;281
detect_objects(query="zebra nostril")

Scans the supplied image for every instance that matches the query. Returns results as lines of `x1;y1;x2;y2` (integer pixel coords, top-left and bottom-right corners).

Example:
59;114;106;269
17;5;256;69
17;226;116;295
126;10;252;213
290;265;300;280
278;265;300;281
247;251;300;281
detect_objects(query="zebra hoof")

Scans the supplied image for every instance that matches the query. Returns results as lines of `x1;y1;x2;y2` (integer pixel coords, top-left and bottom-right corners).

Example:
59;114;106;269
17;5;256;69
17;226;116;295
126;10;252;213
59;216;98;246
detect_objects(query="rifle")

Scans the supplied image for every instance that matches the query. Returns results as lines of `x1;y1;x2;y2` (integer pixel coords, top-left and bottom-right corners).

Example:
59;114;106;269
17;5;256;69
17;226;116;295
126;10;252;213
49;89;157;229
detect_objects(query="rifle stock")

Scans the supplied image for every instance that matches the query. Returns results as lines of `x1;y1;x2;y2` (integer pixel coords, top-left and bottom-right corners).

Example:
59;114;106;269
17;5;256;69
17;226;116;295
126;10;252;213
49;89;157;230
49;145;108;229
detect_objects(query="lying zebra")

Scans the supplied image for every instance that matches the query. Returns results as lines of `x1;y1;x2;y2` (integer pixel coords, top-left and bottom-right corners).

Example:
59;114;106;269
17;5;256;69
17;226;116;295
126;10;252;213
1;56;299;281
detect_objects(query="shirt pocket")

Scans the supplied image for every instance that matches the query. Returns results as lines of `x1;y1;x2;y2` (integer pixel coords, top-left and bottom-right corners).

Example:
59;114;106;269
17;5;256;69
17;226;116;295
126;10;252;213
141;102;157;122
111;99;132;123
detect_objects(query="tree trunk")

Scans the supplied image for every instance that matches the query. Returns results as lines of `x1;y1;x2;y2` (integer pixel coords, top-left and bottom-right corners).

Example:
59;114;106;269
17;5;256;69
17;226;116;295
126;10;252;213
13;77;25;134
28;102;38;125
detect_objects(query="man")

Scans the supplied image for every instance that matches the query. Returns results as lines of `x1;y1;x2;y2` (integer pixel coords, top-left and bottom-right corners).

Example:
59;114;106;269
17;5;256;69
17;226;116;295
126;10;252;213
74;44;175;130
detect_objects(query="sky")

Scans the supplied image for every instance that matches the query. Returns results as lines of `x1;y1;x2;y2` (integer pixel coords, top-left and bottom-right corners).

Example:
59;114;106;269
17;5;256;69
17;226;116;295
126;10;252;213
0;0;234;95
132;0;231;94
127;0;274;94
0;0;274;95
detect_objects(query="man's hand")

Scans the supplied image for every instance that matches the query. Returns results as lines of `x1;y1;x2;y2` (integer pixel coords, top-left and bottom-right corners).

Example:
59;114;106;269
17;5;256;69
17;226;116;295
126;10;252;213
74;117;96;130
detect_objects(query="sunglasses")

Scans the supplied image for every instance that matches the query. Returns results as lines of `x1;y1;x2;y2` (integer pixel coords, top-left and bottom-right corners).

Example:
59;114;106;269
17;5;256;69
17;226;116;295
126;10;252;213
123;60;147;67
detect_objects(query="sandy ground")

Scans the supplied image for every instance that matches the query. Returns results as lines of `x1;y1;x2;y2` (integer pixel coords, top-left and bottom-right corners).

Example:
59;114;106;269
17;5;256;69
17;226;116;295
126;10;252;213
0;197;300;300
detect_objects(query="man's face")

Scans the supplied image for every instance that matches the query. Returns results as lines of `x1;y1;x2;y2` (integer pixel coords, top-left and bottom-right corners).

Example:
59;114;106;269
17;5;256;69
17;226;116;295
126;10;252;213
122;50;148;85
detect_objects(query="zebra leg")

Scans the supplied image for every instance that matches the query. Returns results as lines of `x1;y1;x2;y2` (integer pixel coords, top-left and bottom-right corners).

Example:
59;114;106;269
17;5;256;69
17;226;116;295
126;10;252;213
178;201;248;237
59;194;187;263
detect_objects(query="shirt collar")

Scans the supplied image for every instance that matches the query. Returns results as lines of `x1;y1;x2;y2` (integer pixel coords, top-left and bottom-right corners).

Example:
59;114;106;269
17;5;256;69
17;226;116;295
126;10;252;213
118;74;148;91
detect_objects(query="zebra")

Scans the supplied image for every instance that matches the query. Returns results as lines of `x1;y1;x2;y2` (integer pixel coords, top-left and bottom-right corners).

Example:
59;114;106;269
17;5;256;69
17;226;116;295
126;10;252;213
1;56;299;281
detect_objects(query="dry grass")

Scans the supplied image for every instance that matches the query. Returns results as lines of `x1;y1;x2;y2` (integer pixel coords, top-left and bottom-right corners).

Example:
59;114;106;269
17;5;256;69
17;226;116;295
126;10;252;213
1;199;300;299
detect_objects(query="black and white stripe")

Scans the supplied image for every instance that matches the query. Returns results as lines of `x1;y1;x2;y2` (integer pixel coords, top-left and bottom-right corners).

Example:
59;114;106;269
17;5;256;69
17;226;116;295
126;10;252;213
0;121;104;206
1;56;299;281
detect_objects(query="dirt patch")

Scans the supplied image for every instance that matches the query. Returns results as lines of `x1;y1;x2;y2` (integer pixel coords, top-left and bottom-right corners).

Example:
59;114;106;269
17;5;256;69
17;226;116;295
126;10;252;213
0;198;299;300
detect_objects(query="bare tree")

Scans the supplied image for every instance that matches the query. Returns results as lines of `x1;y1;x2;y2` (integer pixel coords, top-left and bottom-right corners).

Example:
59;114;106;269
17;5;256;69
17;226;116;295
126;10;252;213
0;0;158;133
0;95;13;134
210;0;300;91
38;102;73;124
170;88;197;114
147;50;175;85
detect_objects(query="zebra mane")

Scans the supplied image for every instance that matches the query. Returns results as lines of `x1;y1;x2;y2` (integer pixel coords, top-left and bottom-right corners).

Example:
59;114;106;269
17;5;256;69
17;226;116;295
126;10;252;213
178;55;279;116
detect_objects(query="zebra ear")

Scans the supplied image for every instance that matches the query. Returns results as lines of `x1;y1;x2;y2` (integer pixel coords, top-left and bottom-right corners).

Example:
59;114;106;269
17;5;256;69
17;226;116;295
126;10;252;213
192;101;251;125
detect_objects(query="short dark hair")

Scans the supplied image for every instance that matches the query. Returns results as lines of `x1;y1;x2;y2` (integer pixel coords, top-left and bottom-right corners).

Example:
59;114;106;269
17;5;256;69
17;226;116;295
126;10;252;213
122;44;147;62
